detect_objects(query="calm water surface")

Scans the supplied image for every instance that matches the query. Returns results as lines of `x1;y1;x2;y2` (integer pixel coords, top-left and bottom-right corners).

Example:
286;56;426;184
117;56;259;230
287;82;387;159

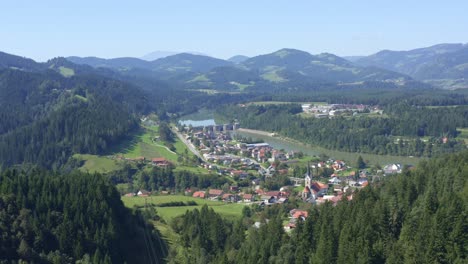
179;111;421;165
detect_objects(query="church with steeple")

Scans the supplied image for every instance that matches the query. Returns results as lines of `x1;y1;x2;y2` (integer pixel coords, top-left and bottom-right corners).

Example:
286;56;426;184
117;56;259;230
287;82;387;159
301;162;329;201
301;162;312;200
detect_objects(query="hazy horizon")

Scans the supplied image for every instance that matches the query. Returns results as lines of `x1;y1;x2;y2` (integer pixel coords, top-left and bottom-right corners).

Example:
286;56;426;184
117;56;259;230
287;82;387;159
2;1;468;61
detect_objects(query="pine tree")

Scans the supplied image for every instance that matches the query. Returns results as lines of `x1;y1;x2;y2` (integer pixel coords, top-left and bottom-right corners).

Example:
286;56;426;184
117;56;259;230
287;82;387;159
356;155;366;169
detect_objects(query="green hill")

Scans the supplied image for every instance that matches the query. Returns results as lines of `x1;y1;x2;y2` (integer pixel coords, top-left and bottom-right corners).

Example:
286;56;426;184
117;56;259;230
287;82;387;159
0;66;150;168
0;169;167;263
243;48;410;83
355;43;468;88
228;55;250;63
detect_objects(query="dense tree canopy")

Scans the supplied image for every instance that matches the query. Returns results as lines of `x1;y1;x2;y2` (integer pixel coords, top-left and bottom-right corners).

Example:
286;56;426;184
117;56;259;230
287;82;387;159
0;169;167;263
217;103;468;157
170;151;468;263
0;69;147;169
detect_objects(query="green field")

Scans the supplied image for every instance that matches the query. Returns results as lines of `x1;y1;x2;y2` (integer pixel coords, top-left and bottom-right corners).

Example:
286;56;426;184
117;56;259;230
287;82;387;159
190;89;242;95
188;74;210;83
58;66;75;77
106;124;194;164
73;123;212;174
111;125;195;164
261;70;287;82
122;195;245;221
425;105;464;109
457;128;468;144
250;101;327;106
73;154;122;173
74;94;88;102
229;81;254;91
173;165;211;174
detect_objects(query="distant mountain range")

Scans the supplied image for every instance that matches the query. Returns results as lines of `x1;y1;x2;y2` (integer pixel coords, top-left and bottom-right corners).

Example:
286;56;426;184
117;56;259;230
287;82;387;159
3;43;468;91
65;48;415;92
67;53;232;73
354;43;468;89
140;50;207;61
228;55;250;63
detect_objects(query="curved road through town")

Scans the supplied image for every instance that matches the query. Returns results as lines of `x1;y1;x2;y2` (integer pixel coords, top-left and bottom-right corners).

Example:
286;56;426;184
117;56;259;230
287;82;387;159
172;126;267;171
171;127;204;160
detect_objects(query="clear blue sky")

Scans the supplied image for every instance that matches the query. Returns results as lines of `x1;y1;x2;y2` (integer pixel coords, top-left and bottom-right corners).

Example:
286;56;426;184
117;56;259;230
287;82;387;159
1;0;467;61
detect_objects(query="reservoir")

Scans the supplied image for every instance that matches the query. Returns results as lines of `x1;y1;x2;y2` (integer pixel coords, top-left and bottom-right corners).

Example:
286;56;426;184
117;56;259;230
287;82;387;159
178;111;421;165
232;129;421;166
178;110;217;127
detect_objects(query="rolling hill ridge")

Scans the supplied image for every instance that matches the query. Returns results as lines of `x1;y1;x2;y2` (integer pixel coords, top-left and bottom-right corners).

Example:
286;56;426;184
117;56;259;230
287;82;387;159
355;43;468;88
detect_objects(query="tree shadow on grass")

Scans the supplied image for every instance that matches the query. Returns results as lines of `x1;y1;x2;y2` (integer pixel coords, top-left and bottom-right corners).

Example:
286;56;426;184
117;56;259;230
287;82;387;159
103;126;146;155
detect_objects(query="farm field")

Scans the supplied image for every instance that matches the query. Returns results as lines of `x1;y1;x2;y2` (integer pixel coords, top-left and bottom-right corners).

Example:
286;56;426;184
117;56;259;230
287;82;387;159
122;195;245;221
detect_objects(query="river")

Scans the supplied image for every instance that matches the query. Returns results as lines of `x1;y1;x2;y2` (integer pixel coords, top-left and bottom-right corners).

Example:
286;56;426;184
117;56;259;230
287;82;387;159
232;129;421;165
178;111;422;165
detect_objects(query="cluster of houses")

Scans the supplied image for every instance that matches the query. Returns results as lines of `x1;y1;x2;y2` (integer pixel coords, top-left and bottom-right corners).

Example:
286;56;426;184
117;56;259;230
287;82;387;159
297;161;371;204
180;126;305;179
191;189;256;203
383;163;403;175
185;123;240;133
301;103;381;118
182;123;302;163
189;187;292;205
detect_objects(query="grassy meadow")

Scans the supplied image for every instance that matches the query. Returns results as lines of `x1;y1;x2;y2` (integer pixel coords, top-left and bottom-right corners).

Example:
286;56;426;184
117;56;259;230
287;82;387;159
457;128;468;144
122;195;245;221
117;125;180;162
249;101;327;106
73;154;123;173
73;123;209;173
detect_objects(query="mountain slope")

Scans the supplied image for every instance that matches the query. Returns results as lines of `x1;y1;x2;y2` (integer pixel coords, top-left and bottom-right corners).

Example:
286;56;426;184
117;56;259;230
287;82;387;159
228;55;250;63
0;51;45;71
343;55;366;62
149;53;233;73
180;49;420;92
412;45;468;79
141;50;207;61
242;48;410;83
0;65;150;168
64;49;414;91
355;43;468;88
68;53;232;74
140;50;179;61
67;56;152;70
355;43;465;76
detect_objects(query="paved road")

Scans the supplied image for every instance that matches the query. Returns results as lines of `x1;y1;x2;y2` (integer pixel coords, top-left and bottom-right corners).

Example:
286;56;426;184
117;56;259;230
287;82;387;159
172;127;267;171
171;127;204;160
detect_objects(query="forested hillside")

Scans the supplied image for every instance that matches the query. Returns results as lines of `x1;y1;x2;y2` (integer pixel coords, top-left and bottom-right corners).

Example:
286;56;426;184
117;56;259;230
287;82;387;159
0;69;149;169
355;43;468;89
169;151;468;263
0;169;167;263
217;103;468;157
65;48;425;93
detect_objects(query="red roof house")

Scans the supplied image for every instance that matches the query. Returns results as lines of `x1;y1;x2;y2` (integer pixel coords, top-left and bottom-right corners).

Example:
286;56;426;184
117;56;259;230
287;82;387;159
192;191;206;198
208;189;224;198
